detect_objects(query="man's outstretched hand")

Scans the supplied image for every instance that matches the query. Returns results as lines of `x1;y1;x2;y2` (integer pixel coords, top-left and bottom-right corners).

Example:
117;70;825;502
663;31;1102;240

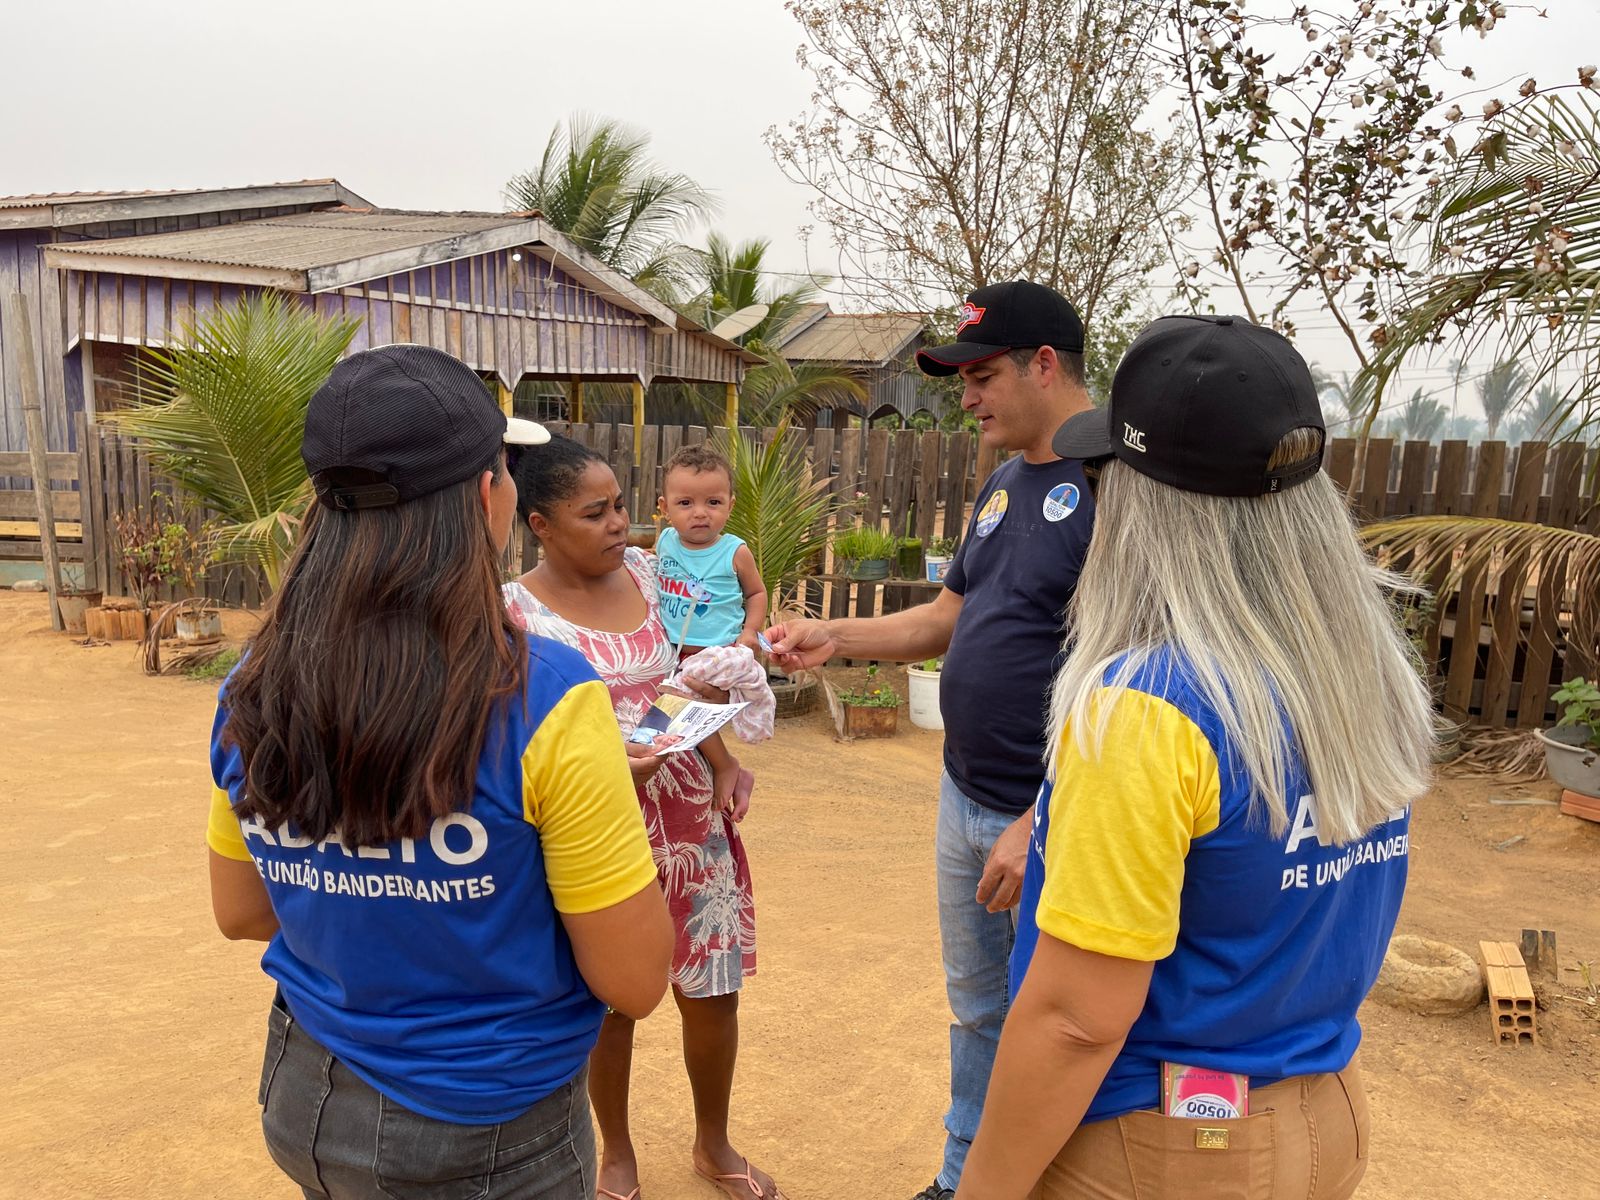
763;618;836;673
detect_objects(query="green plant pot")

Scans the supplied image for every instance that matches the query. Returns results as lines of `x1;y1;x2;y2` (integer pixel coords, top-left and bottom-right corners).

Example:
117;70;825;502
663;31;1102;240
845;557;890;581
896;540;923;579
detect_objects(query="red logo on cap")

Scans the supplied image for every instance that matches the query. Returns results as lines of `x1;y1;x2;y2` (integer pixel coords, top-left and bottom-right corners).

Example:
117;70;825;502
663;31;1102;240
955;302;986;333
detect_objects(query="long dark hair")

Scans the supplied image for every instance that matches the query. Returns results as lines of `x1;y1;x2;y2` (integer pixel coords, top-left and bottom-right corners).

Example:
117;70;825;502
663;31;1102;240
222;461;526;846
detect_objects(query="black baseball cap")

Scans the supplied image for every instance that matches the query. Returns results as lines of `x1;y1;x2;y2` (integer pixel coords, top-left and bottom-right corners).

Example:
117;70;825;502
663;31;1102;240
916;280;1085;376
1052;315;1325;497
303;344;549;510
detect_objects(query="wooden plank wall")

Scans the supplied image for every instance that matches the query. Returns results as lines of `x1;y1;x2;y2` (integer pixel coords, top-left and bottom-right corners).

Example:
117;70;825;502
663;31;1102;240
74;422;265;608
13;426;1598;728
65;247;744;393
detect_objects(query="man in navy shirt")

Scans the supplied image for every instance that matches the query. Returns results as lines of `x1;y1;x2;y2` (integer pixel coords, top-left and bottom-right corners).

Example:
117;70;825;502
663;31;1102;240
766;281;1095;1200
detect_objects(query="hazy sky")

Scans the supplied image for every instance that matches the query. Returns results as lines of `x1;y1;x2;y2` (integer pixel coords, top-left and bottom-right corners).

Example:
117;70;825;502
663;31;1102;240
4;0;1595;422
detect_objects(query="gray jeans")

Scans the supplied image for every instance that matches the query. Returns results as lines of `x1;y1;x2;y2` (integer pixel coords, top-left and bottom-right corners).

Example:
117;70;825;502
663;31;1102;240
259;997;596;1199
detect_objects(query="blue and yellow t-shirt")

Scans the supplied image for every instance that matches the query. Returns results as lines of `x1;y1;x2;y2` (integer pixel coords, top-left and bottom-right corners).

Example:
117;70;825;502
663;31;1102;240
1011;649;1410;1123
207;636;657;1125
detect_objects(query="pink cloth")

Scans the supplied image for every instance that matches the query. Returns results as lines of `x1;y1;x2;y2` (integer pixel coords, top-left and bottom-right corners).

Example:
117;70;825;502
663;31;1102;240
676;645;775;744
502;549;755;998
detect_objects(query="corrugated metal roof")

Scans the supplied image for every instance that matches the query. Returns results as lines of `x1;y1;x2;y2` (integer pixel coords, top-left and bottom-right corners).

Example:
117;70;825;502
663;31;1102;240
780;311;926;365
0;179;341;207
45;210;534;272
770;301;830;344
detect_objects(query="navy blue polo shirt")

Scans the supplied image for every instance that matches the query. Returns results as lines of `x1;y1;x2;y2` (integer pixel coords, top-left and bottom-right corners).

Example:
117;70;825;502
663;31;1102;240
941;455;1094;816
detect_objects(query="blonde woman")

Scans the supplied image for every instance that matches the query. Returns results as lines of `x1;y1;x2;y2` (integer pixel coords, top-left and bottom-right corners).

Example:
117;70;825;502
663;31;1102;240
956;316;1436;1200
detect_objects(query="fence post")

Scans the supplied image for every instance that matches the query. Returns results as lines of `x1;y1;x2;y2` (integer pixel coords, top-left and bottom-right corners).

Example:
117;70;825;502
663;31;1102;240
10;294;64;628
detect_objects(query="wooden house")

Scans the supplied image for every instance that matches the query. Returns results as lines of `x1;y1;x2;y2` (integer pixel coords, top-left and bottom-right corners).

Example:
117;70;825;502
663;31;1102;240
0;182;758;586
771;304;939;425
0;181;370;466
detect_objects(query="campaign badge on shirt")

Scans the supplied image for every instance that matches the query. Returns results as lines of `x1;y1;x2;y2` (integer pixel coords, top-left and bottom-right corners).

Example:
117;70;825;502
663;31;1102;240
1042;482;1080;522
975;490;1009;537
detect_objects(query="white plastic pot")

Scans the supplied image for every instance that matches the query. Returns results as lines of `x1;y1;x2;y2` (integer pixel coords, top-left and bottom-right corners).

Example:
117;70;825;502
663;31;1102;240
925;555;952;584
907;665;943;731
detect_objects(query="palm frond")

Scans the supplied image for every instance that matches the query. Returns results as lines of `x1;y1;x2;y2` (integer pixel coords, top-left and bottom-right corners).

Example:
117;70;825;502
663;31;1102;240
106;292;359;590
1368;93;1600;444
1361;514;1600;667
712;423;838;617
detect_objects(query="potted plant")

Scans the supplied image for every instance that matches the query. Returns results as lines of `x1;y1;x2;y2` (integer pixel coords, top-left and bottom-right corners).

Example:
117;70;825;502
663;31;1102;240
924;536;958;584
836;665;901;737
906;657;943;731
55;583;104;637
1537;677;1600;797
714;424;839;717
832;524;898;581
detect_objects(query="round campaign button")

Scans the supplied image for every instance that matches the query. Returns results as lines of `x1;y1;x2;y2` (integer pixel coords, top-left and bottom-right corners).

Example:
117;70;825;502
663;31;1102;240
1042;482;1079;522
976;489;1009;537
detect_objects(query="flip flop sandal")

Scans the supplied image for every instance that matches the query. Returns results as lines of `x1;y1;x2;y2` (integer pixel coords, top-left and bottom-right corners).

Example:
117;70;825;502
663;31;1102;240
597;1188;640;1200
695;1158;787;1200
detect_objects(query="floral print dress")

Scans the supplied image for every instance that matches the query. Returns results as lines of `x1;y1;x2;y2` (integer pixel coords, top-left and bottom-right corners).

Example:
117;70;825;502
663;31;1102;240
503;548;756;998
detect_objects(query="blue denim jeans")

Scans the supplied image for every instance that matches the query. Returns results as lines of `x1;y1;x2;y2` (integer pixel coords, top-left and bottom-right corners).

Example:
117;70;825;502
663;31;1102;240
935;771;1020;1192
259;997;595;1199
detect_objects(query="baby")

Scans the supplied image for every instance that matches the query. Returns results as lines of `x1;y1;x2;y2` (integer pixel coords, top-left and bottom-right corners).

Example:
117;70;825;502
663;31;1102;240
655;445;767;816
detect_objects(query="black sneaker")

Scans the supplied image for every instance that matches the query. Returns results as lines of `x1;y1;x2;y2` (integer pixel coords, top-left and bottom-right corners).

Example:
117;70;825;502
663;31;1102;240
910;1183;955;1200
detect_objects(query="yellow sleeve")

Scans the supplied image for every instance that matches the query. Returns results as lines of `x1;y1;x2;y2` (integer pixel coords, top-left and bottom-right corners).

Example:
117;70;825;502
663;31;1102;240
1037;688;1222;961
207;786;253;861
522;679;659;915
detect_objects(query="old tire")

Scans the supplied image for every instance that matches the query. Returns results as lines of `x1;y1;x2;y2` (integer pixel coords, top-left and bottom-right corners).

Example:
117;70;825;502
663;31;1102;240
1369;934;1483;1016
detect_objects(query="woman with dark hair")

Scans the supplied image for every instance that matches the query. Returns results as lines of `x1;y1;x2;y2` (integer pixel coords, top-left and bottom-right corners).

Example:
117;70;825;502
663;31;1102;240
504;436;783;1200
206;346;672;1200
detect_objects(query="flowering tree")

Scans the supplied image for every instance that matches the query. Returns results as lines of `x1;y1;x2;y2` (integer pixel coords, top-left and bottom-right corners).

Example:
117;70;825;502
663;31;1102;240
1169;3;1489;364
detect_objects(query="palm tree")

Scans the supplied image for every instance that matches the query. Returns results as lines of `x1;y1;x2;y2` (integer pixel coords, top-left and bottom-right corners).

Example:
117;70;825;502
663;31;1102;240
1394;388;1449;442
687;233;823;346
1507;382;1583;444
109;293;360;591
712;423;838;620
1316;369;1374;433
1476;360;1530;440
1447;356;1470;429
504;114;712;299
731;346;869;427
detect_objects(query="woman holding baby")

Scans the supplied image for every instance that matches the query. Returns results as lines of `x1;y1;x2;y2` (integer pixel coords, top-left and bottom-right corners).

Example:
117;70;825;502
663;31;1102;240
504;434;784;1200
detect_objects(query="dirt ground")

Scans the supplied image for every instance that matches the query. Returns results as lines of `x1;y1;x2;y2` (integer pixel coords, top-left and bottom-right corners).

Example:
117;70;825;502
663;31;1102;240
2;590;1598;1200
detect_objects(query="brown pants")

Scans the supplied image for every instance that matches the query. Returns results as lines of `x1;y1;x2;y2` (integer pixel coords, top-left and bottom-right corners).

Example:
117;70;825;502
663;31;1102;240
1031;1058;1370;1200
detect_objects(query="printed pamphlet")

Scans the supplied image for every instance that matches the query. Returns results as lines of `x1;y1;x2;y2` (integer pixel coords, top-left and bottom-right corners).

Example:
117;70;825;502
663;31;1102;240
1161;1062;1249;1119
628;693;748;756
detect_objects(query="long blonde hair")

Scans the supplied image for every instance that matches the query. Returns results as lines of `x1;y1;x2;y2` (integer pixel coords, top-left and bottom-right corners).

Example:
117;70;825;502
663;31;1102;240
1049;429;1436;844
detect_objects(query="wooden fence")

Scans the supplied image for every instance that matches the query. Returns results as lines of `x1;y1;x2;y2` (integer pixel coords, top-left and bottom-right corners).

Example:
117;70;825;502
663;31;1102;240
4;420;1597;729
